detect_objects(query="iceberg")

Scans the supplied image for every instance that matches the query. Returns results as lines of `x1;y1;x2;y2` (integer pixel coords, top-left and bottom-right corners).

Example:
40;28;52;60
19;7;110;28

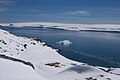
57;40;72;46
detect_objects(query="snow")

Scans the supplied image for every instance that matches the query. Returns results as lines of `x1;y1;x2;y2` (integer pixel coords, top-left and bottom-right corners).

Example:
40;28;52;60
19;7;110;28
1;22;120;32
0;58;46;80
0;28;120;80
57;40;72;46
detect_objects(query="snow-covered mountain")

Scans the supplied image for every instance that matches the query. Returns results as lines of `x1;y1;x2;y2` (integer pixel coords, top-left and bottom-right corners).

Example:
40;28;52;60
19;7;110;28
0;29;120;80
1;22;120;32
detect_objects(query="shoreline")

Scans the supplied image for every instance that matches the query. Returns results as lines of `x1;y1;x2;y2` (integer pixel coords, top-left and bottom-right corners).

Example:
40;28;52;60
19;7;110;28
0;26;120;68
0;22;120;32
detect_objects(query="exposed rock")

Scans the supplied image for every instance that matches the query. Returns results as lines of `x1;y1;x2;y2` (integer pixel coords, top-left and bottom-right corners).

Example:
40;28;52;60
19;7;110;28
0;54;35;69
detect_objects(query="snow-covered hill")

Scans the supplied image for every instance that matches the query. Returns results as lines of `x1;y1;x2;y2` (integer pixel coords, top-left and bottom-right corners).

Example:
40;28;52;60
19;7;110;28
1;22;120;32
0;58;46;80
0;29;120;80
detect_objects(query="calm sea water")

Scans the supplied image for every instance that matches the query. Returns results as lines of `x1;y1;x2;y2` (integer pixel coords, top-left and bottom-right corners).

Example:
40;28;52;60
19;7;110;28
1;26;120;68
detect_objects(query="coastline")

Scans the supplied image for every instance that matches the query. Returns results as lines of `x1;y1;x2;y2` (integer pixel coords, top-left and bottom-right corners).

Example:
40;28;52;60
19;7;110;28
1;22;120;32
0;28;120;80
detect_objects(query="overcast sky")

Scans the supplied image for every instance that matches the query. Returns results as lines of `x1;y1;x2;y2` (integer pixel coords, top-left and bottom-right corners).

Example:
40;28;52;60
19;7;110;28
0;0;120;24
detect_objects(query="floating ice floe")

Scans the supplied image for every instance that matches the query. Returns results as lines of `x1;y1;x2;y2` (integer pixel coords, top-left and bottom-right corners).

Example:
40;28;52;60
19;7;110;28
57;40;72;46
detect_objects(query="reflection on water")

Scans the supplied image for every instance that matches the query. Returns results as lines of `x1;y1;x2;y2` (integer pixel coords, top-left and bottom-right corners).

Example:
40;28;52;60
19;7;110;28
1;26;120;68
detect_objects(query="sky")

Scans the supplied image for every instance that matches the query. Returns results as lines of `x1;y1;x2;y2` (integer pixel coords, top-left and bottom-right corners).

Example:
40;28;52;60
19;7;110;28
0;0;120;24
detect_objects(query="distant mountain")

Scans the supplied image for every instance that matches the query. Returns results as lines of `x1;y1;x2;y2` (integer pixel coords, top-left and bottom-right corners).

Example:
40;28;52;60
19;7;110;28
1;22;120;32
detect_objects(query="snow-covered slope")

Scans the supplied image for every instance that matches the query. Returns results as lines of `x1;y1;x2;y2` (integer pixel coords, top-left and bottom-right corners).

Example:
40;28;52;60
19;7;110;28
0;58;46;80
1;22;120;31
0;29;120;80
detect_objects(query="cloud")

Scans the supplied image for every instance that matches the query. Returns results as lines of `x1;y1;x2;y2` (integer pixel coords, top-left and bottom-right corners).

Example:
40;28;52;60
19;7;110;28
0;8;6;11
64;10;89;16
0;0;14;4
0;0;15;8
0;0;15;10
